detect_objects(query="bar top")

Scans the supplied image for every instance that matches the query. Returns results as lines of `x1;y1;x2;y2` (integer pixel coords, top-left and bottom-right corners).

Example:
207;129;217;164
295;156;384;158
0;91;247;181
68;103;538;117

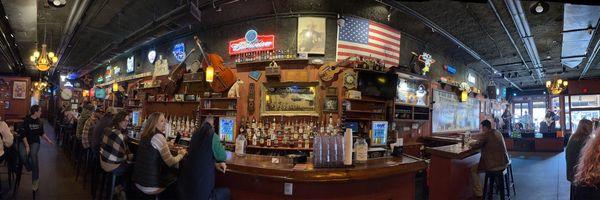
425;143;480;159
224;152;427;182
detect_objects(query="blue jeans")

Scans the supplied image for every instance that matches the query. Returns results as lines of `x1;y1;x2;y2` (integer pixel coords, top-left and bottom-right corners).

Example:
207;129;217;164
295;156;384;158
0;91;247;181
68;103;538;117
19;142;40;180
210;188;231;200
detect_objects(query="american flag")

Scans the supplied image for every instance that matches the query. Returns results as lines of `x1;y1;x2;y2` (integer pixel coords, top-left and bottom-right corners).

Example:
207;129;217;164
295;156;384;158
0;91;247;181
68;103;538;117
336;16;401;66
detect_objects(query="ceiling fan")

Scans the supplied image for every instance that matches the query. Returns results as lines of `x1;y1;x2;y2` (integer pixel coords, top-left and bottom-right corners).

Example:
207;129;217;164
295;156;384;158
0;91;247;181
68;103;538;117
48;0;66;8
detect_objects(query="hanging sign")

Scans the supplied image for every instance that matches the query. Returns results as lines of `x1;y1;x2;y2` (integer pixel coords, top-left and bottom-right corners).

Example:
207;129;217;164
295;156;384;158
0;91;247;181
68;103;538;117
97;76;104;84
173;42;186;62
94;87;106;99
444;65;457;75
105;66;112;81
147;50;156;64
228;30;275;55
127;56;135;73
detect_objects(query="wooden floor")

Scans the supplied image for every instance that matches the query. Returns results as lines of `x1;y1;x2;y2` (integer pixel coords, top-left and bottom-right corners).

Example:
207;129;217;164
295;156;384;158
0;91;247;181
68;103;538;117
0;119;90;200
0;120;571;200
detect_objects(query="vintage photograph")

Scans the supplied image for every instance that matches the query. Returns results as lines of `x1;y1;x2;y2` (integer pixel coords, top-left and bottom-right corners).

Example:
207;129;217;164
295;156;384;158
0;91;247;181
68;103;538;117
297;17;326;54
323;96;338;112
12;81;26;99
261;83;318;116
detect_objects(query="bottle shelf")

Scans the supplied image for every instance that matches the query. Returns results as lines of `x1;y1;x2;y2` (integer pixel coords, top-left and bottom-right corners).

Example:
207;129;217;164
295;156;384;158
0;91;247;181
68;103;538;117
344;98;386;104
200;108;237;111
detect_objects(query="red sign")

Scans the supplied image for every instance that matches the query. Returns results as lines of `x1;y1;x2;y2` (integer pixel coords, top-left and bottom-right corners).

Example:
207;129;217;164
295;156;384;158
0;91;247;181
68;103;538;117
228;35;275;55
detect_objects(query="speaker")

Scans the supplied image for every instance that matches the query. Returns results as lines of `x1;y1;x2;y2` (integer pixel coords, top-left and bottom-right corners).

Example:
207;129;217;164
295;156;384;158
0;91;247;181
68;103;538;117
487;85;497;99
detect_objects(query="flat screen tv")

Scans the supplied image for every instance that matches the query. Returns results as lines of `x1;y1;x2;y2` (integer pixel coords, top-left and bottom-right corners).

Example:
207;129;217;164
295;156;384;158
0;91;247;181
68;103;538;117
357;71;397;100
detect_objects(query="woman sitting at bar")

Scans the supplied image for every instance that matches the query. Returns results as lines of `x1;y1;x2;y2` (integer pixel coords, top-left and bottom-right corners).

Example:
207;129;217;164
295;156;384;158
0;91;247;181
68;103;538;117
566;119;593;199
178;116;229;200
573;128;600;199
133;112;187;197
99;111;132;196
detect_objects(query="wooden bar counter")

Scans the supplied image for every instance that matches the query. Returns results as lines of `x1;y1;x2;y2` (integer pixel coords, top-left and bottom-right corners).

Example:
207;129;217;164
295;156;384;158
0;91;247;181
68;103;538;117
216;152;427;200
425;141;480;200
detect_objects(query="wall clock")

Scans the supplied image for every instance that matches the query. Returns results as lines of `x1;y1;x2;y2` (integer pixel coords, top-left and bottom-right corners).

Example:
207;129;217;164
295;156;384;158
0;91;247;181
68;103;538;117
61;88;73;100
343;70;357;89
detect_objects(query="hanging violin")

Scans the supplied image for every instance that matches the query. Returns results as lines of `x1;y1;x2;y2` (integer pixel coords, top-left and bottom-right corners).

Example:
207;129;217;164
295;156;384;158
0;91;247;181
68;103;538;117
193;36;236;93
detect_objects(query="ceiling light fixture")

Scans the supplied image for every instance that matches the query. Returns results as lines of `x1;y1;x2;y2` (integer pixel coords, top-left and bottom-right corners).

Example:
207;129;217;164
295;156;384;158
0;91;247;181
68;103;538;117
48;0;66;7
529;1;549;15
546;78;568;95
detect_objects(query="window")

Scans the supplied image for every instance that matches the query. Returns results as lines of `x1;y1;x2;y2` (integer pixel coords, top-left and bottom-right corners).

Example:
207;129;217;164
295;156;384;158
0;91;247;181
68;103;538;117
551;97;560;129
570;95;600;109
571;110;600;131
513;102;528;123
565;96;571;130
531;101;546;132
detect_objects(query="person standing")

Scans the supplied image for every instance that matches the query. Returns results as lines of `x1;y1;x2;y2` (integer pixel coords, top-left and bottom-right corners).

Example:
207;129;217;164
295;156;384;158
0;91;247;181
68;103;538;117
469;120;510;198
572;128;600;199
178;116;229;200
20;105;54;192
133;112;187;197
501;107;512;133
566;119;594;199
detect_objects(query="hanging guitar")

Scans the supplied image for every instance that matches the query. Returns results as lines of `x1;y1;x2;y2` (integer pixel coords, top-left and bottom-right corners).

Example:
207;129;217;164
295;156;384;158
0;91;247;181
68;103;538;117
193;36;237;93
162;48;197;95
318;57;357;82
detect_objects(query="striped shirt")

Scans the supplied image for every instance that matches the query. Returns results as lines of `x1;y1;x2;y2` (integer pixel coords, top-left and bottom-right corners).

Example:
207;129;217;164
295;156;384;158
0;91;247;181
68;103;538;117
82;115;99;149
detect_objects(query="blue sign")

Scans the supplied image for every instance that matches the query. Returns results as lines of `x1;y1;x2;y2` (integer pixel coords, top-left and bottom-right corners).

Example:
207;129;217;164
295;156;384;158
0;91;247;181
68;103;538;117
95;88;106;99
445;65;457;74
173;42;186;62
245;29;258;43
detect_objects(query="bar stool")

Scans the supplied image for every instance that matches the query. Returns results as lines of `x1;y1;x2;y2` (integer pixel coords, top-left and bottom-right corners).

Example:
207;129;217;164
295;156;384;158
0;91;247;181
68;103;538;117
98;170;122;200
507;160;516;195
483;169;510;200
75;147;91;182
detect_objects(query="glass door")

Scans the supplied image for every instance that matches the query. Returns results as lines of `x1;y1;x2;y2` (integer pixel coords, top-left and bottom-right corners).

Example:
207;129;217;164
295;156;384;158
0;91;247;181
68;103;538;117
531;101;546;132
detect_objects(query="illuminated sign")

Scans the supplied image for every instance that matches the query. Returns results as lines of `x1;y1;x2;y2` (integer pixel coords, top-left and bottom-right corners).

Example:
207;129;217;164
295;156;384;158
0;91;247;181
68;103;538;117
64;81;73;87
114;66;121;76
228;30;275;55
444;65;457;74
173;42;185;62
95;87;106;99
97;76;104;83
467;72;476;85
148;50;156;64
105;66;112;81
127;56;134;73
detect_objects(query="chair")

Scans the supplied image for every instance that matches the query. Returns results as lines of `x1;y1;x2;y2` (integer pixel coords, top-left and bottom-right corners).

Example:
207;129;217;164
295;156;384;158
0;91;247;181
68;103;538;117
483;169;510;200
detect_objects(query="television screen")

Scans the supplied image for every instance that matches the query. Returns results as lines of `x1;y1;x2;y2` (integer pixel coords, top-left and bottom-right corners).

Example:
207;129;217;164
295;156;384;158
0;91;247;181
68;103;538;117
345;121;359;133
218;117;236;142
357;71;397;100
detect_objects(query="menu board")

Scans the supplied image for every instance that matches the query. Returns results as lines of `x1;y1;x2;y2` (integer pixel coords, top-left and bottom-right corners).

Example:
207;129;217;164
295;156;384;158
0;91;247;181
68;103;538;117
432;90;480;133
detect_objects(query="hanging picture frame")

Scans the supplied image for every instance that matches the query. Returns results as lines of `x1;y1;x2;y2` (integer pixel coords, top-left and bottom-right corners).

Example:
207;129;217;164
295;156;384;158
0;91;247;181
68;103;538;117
260;82;319;116
12;81;26;99
297;17;326;54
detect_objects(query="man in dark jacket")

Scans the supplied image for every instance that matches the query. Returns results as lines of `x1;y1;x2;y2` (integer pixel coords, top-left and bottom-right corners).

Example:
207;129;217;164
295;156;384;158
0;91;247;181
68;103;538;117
178;116;230;200
469;120;509;197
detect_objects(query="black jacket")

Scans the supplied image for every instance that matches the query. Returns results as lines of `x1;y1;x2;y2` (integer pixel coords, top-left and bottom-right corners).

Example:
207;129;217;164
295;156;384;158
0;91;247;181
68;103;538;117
178;122;216;200
133;132;176;188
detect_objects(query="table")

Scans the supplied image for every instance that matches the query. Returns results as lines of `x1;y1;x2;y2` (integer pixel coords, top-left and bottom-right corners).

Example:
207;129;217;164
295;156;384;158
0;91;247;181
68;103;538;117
425;141;480;200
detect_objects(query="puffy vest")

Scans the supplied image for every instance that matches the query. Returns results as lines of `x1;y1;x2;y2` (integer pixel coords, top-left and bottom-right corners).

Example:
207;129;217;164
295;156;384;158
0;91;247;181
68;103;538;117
132;133;175;188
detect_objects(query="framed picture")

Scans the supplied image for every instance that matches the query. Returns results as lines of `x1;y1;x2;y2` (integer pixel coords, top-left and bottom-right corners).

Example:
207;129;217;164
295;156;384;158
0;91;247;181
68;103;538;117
323;96;338;112
12;81;26;99
261;82;319;116
297;17;326;54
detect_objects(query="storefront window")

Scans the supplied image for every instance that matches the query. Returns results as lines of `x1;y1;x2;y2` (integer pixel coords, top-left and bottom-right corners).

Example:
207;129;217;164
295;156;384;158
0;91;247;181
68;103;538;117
551;97;560;129
532;101;546;131
565;96;571;130
570;95;600;108
513;102;527;123
571;110;600;131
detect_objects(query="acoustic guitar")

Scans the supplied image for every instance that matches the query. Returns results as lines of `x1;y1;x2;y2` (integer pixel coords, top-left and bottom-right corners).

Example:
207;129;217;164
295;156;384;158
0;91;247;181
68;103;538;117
193;36;236;93
318;57;356;82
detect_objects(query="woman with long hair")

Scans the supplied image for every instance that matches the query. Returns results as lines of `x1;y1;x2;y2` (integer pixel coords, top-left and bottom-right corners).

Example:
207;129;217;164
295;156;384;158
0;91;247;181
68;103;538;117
20;105;54;192
573;128;600;199
133;112;186;197
565;119;593;199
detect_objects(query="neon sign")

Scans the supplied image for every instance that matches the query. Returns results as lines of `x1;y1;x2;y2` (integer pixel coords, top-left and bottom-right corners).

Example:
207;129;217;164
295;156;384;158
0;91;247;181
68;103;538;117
228;30;275;55
127;56;134;73
148;50;156;64
444;65;457;74
173;42;185;62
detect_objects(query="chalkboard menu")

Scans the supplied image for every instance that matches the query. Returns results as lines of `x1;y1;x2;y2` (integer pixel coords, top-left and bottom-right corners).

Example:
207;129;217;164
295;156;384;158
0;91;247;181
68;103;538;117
432;90;480;133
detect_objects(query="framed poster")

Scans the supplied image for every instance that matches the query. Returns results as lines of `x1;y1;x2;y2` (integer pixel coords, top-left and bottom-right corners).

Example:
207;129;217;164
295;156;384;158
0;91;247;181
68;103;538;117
323;96;338;112
261;82;318;116
371;121;388;146
297;17;326;54
12;81;26;99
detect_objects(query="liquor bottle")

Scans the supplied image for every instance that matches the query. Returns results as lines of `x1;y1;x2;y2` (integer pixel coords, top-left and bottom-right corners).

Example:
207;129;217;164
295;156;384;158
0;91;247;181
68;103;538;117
298;138;303;148
251;117;257;129
252;133;258;146
266;137;272;147
259;131;265;146
235;133;246;156
304;137;310;149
